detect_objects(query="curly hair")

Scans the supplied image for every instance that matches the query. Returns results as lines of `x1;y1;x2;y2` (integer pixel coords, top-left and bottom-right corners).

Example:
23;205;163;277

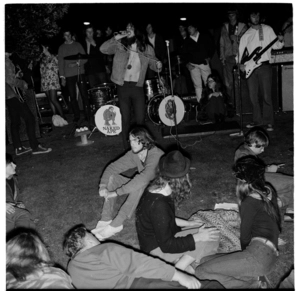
121;22;146;52
6;230;52;281
63;225;87;259
129;126;155;150
148;173;192;205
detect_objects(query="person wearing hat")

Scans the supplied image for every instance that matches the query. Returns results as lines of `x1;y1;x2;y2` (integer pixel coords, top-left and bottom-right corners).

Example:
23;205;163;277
136;150;220;275
196;155;281;288
219;8;247;106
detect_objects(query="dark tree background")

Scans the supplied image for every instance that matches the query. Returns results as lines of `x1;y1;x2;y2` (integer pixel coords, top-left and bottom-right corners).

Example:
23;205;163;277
5;4;69;61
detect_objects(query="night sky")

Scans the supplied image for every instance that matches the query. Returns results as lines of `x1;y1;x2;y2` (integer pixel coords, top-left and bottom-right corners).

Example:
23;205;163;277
59;2;293;39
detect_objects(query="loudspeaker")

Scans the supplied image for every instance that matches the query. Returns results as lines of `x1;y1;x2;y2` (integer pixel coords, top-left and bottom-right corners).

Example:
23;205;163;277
281;64;293;111
233;70;252;114
271;65;280;112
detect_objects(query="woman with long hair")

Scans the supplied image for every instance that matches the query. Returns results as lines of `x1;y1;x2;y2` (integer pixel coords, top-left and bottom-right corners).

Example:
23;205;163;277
40;43;68;126
136;150;220;275
196;155;281;288
6;230;74;289
100;21;162;150
202;73;228;124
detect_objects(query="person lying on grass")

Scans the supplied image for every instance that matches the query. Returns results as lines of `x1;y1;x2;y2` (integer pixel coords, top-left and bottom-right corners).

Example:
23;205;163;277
93;126;164;240
135;150;220;275
196;155;281;289
234;126;293;210
6;153;35;234
6;230;74;289
63;225;224;289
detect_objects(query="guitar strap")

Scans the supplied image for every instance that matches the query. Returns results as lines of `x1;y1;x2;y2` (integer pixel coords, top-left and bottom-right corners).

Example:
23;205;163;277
258;25;264;42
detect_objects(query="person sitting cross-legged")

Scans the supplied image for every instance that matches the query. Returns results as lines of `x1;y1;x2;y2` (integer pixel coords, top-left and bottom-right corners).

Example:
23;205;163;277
92;126;164;240
63;225;224;289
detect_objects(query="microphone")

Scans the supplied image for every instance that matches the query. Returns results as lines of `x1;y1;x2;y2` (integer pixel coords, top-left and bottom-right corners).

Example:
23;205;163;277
165;40;169;47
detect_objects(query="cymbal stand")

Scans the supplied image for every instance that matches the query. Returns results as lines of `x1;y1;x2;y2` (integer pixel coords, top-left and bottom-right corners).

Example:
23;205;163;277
165;40;180;147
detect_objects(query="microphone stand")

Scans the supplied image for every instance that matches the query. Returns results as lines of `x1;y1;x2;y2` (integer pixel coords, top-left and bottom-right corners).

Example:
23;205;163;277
229;33;244;137
165;40;179;147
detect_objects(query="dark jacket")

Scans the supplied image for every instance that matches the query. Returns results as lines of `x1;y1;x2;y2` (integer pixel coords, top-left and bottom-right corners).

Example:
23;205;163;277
146;34;167;63
182;31;215;65
81;38;106;74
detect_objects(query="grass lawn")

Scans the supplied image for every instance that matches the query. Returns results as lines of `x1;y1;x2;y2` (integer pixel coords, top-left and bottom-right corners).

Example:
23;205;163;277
8;111;294;288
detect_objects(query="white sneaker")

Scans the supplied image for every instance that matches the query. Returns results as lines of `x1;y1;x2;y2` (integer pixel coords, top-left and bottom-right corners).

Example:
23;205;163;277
95;220;112;230
93;224;123;241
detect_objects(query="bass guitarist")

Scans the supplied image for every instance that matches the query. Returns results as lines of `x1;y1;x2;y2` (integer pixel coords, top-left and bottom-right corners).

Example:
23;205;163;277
237;7;284;132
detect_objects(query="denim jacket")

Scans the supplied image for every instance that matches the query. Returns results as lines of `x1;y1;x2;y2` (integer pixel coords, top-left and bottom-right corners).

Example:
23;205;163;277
100;38;159;87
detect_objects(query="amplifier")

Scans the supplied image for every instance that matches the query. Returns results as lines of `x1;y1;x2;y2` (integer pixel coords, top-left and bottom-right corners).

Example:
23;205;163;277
36;91;68;116
270;48;293;64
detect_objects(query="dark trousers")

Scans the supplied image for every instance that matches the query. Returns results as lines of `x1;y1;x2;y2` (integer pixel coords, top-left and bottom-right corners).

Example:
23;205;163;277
6;97;39;150
66;74;91;120
117;82;145;149
247;64;274;125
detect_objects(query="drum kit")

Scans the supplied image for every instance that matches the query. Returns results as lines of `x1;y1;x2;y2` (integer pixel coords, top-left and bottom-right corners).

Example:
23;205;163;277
65;49;187;140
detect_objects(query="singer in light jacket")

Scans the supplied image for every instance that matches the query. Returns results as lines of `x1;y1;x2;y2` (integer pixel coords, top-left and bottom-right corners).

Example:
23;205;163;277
100;22;162;149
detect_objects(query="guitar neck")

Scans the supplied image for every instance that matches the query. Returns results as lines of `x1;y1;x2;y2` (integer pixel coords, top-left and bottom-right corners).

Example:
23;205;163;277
254;22;292;61
255;37;278;60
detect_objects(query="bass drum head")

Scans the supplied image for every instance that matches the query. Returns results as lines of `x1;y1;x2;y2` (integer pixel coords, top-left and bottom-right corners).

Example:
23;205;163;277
95;105;122;136
158;95;185;126
147;95;164;126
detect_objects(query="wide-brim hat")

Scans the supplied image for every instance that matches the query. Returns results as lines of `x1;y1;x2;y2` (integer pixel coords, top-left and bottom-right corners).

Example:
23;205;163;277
159;150;190;178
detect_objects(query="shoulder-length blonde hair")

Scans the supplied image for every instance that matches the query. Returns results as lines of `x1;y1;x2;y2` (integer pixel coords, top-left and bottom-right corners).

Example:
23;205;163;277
6;231;52;281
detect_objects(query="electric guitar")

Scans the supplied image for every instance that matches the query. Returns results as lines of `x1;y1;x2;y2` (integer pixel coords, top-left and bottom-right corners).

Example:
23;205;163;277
241;22;292;79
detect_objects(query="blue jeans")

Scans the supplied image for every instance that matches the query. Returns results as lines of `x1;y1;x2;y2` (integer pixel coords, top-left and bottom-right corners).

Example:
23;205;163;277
101;174;146;227
196;240;278;289
265;172;294;208
247;64;274;125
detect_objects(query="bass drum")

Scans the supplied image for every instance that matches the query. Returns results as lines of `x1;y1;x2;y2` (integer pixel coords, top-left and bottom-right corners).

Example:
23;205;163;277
95;105;122;136
147;95;185;126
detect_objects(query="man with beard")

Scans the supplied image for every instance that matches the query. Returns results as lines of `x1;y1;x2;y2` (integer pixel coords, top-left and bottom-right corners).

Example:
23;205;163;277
100;22;162;150
92;126;164;240
237;7;284;132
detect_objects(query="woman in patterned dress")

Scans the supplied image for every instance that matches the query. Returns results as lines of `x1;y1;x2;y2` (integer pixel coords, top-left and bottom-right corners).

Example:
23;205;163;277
40;45;67;122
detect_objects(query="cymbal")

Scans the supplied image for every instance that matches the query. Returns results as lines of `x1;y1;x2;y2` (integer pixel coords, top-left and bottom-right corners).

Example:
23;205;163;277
64;53;90;60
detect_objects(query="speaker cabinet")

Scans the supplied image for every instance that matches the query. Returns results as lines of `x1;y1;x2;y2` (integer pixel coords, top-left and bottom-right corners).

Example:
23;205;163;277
281;64;293;111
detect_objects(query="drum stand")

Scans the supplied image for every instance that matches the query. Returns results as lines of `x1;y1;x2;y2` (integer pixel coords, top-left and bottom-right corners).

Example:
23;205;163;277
164;40;180;147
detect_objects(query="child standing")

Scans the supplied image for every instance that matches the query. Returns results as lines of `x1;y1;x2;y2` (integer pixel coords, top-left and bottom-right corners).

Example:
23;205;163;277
196;156;281;288
6;153;35;233
234;127;293;210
